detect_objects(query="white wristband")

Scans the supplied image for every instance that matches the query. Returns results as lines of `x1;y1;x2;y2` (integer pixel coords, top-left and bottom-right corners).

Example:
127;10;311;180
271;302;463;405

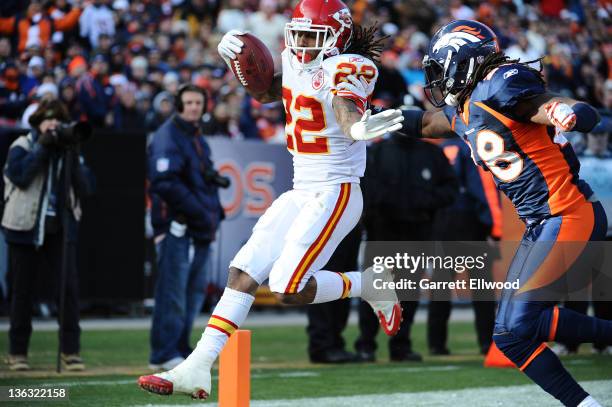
169;220;187;237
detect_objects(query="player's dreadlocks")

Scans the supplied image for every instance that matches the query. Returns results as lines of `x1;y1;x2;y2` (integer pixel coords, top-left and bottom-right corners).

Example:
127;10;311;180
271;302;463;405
456;52;544;111
344;23;387;63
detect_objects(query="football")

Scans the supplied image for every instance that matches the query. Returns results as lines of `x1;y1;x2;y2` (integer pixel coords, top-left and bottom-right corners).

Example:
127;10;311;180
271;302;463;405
230;33;274;94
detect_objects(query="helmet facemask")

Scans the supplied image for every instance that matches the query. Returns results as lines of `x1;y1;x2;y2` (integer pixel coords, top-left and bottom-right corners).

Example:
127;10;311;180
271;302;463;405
423;51;476;108
284;20;347;70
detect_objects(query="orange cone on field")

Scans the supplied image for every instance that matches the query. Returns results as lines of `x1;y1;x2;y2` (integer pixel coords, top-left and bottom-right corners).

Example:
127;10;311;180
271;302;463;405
219;330;251;407
484;342;516;368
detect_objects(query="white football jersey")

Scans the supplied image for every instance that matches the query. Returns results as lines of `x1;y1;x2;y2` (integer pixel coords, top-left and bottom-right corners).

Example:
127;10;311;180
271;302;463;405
280;49;379;189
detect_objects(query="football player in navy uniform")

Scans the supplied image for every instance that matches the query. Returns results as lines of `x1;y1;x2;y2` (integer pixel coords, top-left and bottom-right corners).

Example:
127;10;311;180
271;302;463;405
347;20;611;407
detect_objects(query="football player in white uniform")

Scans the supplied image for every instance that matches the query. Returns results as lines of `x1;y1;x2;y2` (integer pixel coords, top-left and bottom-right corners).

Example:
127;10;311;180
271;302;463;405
138;0;404;399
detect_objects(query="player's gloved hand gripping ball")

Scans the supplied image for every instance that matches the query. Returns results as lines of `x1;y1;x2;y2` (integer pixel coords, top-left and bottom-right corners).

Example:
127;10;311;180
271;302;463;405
545;101;577;132
218;31;274;94
217;30;245;66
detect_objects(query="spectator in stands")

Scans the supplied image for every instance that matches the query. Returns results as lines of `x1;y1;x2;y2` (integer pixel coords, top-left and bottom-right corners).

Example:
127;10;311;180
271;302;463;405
130;56;149;85
355;126;458;362
0;0;82;54
58;76;81;122
216;0;247;34
0;37;11;65
79;0;116;49
0;0;607;135
21;56;45;97
373;50;409;108
146;91;174;132
147;84;224;370
174;0;221;37
505;33;541;68
162;72;180;96
21;82;59;129
0;64;28;126
246;0;288;64
47;0;83;51
113;82;143;131
2;99;92;371
75;54;114;127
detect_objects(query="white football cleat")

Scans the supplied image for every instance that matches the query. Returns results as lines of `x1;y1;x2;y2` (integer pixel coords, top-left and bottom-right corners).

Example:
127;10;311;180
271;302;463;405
138;360;211;399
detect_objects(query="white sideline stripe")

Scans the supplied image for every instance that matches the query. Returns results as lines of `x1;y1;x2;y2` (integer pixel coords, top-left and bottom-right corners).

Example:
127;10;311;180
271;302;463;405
0;309;476;332
132;380;612;407
33;365;460;388
34;371;320;387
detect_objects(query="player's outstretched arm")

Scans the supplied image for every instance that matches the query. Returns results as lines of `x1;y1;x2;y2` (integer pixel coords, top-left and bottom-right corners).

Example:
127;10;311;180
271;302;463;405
515;93;600;132
332;96;403;141
396;109;456;139
333;75;403;140
217;30;282;103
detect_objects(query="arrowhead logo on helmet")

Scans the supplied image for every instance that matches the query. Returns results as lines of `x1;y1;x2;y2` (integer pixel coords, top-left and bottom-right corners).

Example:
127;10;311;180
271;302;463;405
332;8;352;30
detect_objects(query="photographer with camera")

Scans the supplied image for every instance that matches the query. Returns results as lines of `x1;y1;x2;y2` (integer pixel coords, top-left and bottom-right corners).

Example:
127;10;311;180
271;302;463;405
2;99;92;371
147;84;225;370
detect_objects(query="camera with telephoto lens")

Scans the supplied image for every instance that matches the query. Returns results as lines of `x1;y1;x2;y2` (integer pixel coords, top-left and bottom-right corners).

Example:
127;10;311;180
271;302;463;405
47;122;92;147
203;168;230;189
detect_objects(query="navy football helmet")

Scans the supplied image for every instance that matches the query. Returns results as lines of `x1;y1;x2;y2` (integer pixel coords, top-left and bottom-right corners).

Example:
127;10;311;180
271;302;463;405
423;20;499;107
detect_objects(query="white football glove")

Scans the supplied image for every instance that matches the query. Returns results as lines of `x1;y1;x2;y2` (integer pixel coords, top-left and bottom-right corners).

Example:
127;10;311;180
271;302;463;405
336;75;375;114
350;109;404;141
545;101;576;132
217;30;245;68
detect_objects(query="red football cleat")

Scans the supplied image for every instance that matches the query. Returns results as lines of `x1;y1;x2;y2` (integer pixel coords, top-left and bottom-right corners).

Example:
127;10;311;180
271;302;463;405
138;374;173;396
137;362;211;399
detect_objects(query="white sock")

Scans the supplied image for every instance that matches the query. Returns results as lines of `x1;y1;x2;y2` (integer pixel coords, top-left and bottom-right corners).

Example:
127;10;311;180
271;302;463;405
185;287;254;368
312;271;361;303
577;396;602;407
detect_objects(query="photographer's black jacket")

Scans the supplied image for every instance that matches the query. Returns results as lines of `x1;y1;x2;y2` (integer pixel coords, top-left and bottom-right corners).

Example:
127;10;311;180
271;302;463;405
148;115;224;243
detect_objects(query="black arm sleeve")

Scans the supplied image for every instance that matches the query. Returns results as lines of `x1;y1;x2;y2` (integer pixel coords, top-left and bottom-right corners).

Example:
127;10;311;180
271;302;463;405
400;109;424;137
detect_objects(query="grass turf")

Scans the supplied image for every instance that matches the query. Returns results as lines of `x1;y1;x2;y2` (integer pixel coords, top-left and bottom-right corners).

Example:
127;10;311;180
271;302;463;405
0;320;611;406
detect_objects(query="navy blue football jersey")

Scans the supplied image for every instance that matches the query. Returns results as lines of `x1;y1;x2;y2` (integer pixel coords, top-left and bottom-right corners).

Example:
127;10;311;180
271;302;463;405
443;63;592;219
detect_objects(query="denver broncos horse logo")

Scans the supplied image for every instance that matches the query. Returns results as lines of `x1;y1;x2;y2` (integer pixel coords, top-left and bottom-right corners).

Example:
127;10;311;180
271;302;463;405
432;25;484;53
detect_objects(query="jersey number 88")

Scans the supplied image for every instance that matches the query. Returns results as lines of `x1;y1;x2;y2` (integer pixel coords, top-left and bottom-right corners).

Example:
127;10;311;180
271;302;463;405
475;130;524;182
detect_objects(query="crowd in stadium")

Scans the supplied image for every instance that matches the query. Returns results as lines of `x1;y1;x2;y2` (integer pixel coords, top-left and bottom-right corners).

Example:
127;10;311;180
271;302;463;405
0;0;610;146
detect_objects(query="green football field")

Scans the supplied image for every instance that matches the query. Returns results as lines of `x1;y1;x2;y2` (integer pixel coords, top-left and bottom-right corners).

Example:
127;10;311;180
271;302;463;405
0;320;611;406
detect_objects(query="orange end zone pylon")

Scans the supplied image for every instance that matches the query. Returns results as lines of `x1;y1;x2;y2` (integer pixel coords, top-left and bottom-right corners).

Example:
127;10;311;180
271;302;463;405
484;342;516;368
219;329;251;407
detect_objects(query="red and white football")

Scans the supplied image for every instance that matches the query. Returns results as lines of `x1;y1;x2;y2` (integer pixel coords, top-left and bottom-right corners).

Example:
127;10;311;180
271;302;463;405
230;33;274;94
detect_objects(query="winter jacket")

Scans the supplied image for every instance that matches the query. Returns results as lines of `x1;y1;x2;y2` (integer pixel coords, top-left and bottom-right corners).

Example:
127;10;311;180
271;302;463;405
2;131;91;246
148;115;224;243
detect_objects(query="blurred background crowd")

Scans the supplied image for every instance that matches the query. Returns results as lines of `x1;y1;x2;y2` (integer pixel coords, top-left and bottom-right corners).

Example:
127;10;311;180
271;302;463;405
0;0;610;148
